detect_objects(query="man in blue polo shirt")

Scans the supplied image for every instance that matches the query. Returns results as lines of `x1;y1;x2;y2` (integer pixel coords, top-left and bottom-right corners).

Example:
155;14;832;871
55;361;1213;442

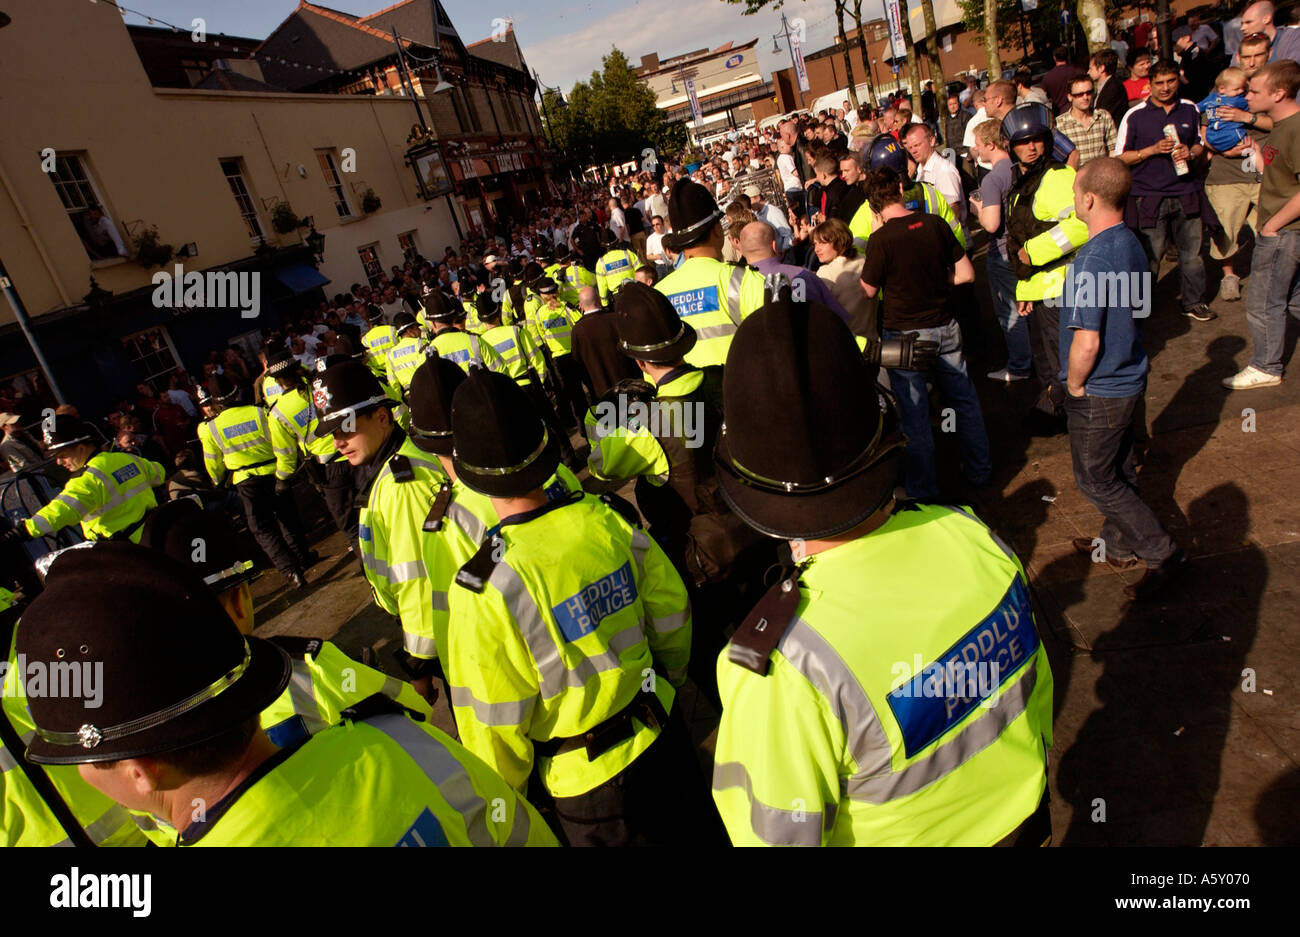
1115;59;1218;323
1062;157;1184;602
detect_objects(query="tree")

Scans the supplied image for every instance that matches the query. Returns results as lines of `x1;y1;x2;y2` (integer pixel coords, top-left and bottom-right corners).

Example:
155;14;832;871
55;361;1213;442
1076;0;1109;54
984;0;1001;82
851;0;879;108
919;0;946;105
897;0;923;112
957;0;1095;63
834;0;860;111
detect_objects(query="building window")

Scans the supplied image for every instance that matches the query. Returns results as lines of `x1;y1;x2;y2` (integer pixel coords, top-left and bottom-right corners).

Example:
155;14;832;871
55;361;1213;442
503;93;519;132
449;89;469;132
180;58;210;86
460;88;482;132
122;327;181;393
357;243;383;289
397;231;420;262
47;153;127;261
317;150;353;219
220;159;265;241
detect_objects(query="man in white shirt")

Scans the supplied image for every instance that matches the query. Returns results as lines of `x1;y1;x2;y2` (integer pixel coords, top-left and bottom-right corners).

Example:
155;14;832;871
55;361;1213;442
78;206;127;260
901;122;966;221
607;197;628;242
841;101;859;130
377;285;404;323
745;185;793;252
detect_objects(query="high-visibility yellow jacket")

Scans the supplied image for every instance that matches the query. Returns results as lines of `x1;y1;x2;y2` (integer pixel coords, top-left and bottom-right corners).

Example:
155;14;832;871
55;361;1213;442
1;625;148;846
559;262;597;307
480;324;547;385
363;324;398;376
595;248;638;302
1006;164;1089;302
656;256;768;369
23;451;163;543
177;713;557;846
267;385;341;481
446;493;692;799
385;335;428;395
501;287;539;328
429;328;506;375
712;503;1053;846
848;181;966;252
528;302;583;357
198;406;276;487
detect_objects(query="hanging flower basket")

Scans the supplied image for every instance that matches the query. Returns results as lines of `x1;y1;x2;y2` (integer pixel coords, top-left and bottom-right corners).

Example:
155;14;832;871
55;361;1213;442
361;188;382;214
132;225;174;269
271;202;300;234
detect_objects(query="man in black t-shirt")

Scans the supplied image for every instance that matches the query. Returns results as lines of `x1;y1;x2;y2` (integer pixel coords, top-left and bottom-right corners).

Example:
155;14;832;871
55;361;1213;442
571;208;603;272
860;168;991;501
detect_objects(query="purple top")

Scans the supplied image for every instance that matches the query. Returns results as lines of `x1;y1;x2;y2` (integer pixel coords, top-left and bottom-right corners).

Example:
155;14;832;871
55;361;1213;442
751;257;851;325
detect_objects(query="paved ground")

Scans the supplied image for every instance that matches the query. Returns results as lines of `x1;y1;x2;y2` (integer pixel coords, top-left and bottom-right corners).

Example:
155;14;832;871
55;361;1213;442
252;238;1300;845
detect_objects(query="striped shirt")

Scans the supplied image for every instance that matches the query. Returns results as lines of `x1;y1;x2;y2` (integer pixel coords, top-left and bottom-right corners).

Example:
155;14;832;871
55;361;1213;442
1055;109;1118;167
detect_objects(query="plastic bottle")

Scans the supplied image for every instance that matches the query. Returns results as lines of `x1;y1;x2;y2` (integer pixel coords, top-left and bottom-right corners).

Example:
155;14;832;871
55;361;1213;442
1165;124;1189;176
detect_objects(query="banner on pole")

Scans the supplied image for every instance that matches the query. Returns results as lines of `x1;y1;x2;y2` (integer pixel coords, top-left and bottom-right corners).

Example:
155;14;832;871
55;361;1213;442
685;77;703;123
791;35;811;92
885;0;907;61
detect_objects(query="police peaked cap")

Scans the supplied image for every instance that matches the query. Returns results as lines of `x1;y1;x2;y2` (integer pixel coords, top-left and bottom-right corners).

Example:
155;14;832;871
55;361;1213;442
197;373;239;406
365;303;386;323
601;227;619;246
141;497;258;595
714;298;904;541
20;542;291;765
423;290;465;322
393;311;419;333
311;360;395;435
451;369;560;498
408;356;467;456
554;243;571;262
263;346;298;376
41;414;97;454
662;180;723;252
614;281;696;364
522;261;545;285
534;277;559;295
475;290;501;323
508;257;525;278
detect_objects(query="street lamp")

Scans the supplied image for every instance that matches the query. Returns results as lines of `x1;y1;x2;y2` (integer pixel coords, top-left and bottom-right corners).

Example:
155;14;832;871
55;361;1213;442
305;226;325;259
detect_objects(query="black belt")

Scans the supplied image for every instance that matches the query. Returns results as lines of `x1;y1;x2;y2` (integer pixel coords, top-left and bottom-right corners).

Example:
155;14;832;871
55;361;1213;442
238;458;276;472
534;688;669;762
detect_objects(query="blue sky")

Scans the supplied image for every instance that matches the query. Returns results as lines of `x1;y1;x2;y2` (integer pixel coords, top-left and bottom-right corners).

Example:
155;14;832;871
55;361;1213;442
112;0;894;93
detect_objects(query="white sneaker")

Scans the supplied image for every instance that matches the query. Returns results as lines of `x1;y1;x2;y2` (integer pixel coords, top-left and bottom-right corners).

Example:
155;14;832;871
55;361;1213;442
1222;365;1282;389
987;368;1030;382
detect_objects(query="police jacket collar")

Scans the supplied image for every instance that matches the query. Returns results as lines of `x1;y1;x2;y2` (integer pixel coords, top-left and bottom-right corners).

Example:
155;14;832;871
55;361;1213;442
354;426;407;506
655;364;701;395
1011;155;1061;187
178;740;303;845
490;487;584;536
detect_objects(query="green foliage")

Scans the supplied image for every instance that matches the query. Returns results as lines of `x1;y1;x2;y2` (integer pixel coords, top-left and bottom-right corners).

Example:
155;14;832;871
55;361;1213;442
131;225;173;269
547;48;684;166
270;202;300;235
957;0;1102;63
360;188;381;213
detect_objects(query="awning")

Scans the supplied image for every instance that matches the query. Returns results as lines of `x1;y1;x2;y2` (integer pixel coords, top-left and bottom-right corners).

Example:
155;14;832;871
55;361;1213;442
274;262;330;294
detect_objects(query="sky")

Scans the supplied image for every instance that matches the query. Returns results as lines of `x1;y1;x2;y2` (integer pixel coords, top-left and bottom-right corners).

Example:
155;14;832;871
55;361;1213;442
109;0;899;94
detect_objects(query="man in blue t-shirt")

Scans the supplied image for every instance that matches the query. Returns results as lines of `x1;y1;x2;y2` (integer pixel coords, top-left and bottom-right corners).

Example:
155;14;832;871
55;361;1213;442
1060;157;1184;601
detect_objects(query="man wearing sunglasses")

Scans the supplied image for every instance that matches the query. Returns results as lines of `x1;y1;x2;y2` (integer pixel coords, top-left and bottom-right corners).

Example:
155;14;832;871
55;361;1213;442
1054;77;1118;168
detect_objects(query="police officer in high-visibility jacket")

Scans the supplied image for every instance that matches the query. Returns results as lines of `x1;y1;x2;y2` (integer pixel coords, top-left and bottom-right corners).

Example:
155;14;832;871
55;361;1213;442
528;278;587;431
654;180;768;369
384;311;427;396
1003;103;1089;434
263;348;358;544
848;135;966;252
710;299;1054;846
426;291;505;375
501;258;537;327
2;415;164;547
18;542;557;846
362;305;398;379
198;375;312;589
555;244;595;307
445;370;720;846
594;228;638;303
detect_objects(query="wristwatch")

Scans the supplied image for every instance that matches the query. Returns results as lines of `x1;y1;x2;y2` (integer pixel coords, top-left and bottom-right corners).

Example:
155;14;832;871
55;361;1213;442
1250;113;1259;127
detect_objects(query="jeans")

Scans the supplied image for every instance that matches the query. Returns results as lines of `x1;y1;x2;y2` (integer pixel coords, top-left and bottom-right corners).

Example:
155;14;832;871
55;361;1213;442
1137;196;1205;307
1245;229;1300;375
884;319;992;499
1064;391;1175;567
986;249;1033;375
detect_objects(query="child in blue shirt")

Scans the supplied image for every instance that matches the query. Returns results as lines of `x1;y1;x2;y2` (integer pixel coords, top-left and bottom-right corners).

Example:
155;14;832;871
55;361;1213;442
1198;67;1250;152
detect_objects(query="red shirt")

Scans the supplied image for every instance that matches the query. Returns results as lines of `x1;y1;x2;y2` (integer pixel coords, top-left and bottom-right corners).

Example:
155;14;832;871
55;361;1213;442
1124;77;1150;104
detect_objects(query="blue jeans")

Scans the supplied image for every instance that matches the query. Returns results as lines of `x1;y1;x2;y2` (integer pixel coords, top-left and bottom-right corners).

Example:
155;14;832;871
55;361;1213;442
1246;229;1300;375
884;320;992;499
1137;196;1205;308
986;248;1032;375
1064;391;1175;567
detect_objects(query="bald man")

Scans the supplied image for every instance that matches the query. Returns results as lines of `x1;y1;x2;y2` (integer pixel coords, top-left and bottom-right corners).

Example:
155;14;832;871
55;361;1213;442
1240;2;1300;65
736;221;850;323
569;283;638;398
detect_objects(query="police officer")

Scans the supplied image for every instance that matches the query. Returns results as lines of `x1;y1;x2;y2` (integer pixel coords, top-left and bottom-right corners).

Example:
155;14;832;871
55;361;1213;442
848;134;965;252
586;282;775;705
384;311;427;395
362;304;398;378
2;414;164;547
1004;102;1089;435
198;374;312;589
654;180;768;369
555;243;595;307
445;370;717;846
710;298;1054;846
18;542;557;846
264;348;359;546
594;228;638;303
529;278;587;431
501;258;536;326
425;291;505;375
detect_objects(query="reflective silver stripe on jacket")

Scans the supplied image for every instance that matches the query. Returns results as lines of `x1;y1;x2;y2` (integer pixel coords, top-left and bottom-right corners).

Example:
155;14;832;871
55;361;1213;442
445;500;486;543
403;632;439;658
712;760;833;846
50;804;134;847
449;685;535;727
725;265;746;326
81;464;147;524
489;561;646;700
274;660;329;738
628;529;688;635
695;323;738;343
364;712;502;846
55;493;89;515
363;552;427;585
0;745;16;772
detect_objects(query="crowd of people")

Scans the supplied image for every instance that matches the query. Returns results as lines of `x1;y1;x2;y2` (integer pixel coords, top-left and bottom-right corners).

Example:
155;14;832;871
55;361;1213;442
1;1;1297;850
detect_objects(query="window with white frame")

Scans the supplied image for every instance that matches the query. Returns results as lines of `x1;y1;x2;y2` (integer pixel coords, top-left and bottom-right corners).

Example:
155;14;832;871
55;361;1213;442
397;231;420;262
47;153;128;261
357;243;383;289
122;327;182;393
220;159;265;241
317;150;353;219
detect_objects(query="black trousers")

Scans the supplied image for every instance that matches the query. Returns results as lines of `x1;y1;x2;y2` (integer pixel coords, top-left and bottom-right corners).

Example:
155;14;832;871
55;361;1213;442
1029;300;1065;418
552;354;590;431
311;458;358;542
525;382;576;461
549;708;728;847
237;474;309;577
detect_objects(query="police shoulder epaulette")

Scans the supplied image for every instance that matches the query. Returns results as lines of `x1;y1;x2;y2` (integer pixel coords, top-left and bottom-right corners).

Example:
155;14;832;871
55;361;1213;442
269;635;325;660
726;573;802;676
600;492;643;530
422;480;453;532
455;534;502;594
388;454;415;483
